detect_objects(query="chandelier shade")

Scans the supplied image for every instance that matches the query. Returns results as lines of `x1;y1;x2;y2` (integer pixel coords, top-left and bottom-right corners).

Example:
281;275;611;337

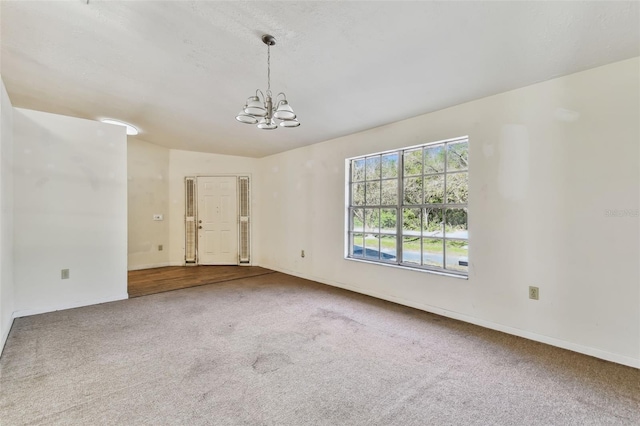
257;118;278;130
274;100;296;120
279;119;300;128
235;34;300;130
244;96;267;116
235;112;258;124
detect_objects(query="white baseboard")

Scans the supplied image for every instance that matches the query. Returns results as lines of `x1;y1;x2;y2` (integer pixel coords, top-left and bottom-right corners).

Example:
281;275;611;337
263;264;640;369
128;262;171;271
0;317;14;357
11;293;129;319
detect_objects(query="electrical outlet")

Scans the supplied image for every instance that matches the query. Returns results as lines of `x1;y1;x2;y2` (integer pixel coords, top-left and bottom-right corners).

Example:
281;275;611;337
529;286;539;300
301;250;305;258
61;269;70;279
158;244;163;251
153;214;163;221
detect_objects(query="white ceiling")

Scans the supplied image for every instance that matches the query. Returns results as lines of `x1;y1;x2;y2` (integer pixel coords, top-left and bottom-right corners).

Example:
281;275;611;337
2;1;638;158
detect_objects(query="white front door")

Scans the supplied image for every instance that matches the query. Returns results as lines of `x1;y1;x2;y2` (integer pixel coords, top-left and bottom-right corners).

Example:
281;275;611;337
197;176;238;265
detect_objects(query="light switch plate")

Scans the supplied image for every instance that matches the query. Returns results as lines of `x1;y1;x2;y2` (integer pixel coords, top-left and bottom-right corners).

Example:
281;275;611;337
153;214;163;221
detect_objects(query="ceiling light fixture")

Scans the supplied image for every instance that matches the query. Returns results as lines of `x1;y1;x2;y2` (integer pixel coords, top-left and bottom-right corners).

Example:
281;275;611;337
100;118;139;136
236;34;300;129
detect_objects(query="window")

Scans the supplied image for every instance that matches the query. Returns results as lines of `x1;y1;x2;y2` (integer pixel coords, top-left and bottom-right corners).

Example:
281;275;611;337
347;137;469;276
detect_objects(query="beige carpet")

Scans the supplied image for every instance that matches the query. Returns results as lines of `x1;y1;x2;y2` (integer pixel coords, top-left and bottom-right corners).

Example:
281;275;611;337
1;272;638;425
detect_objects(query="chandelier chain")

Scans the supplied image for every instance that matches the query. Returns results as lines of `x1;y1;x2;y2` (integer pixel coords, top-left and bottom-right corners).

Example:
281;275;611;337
267;44;271;93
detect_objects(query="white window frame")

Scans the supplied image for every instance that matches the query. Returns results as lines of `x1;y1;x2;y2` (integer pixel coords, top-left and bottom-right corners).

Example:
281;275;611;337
345;136;469;278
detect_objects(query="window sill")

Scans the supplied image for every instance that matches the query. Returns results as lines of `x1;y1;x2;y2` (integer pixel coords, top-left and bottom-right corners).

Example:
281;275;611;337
345;256;469;280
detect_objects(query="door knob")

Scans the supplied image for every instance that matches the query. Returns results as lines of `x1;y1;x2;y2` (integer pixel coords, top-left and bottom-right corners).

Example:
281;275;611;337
198;226;202;229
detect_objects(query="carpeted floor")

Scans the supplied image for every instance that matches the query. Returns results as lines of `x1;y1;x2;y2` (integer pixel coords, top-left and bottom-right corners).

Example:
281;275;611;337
1;272;638;425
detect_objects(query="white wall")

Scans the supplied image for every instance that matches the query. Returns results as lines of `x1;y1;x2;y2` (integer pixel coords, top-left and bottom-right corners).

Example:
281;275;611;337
168;149;259;266
128;139;170;270
256;58;640;367
12;108;128;316
2;60;637;368
0;77;15;352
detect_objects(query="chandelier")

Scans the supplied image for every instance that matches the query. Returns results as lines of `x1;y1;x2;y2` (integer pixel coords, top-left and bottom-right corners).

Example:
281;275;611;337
235;34;300;129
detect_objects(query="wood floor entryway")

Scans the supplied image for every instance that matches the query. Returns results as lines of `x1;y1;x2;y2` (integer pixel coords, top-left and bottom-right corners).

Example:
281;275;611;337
128;266;274;298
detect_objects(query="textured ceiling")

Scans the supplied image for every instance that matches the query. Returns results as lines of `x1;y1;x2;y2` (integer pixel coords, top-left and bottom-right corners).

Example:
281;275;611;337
2;1;639;158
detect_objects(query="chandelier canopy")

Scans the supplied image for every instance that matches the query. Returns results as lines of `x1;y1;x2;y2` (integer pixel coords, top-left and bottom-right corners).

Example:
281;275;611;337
236;34;300;129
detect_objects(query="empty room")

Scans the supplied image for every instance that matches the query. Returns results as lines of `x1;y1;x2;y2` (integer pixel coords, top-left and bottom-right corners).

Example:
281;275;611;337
1;1;639;424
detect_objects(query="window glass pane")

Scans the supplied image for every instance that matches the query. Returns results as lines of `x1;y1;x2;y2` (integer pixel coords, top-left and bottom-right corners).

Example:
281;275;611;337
445;240;468;273
423;238;444;268
446;172;468;204
402;208;421;234
352;183;365;206
366;156;381;179
403;177;423;205
351;209;363;232
380;179;398;205
422;207;443;237
352;159;365;182
365;234;380;260
381;153;399;178
445;208;468;239
424;145;445;174
404;149;422;176
365;181;380;206
379;235;397;261
380;209;397;233
351;233;364;257
402;236;420;264
447;141;468;172
424;174;444;204
364;208;380;233
347;138;468;275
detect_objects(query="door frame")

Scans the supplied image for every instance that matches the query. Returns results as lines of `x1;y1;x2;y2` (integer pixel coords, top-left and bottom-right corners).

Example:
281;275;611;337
185;174;252;266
